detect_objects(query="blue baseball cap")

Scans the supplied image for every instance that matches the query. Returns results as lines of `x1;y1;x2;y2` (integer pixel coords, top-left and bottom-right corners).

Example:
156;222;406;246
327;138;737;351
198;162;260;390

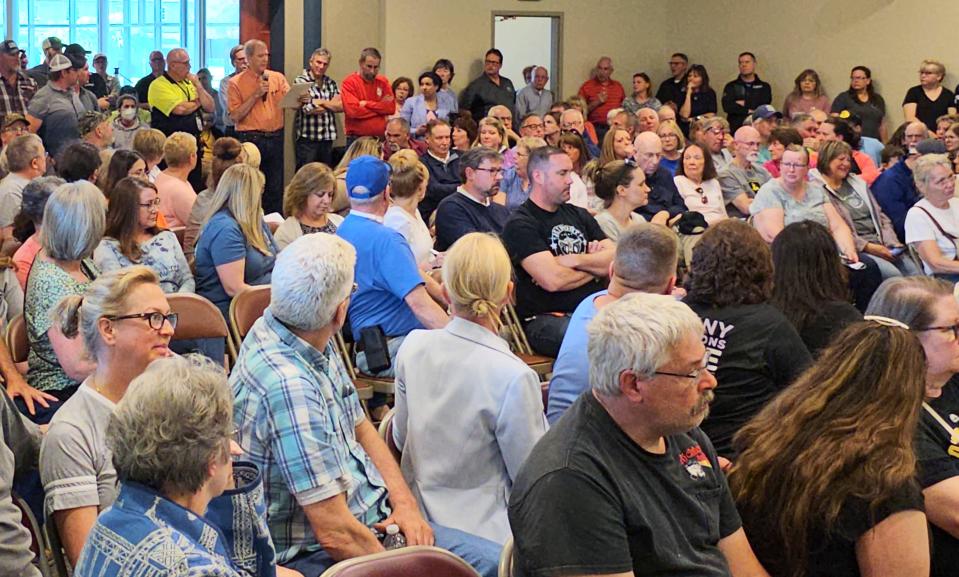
346;155;391;200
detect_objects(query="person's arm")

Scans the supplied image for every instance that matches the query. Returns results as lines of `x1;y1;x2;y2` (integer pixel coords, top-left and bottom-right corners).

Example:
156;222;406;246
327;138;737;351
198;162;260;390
923;478;959;538
824;202;859;262
53;507;98;566
914;240;959;274
555;239;615;277
354;419;433;545
404;285;449;329
679;87;694;120
420;270;446;306
47;324;95;382
751;208;785;243
191;74;215;113
721;81;747;116
902;102;918;123
362;80;396;116
214;259;251;298
496;370;547;481
856;154;881;186
520;251;595;292
717;528;770;577
0;395;41;577
301;493;384;561
855;510;929;577
1;334;55;416
340;77;379;120
878;118;888;144
170;99;201;116
731;193;752;215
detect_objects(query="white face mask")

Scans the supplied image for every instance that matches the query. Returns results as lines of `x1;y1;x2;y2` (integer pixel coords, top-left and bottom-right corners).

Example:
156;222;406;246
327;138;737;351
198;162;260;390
120;107;137;121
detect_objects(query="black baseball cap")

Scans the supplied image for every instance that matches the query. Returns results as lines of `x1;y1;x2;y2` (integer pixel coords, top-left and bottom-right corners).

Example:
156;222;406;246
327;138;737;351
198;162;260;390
64;43;90;67
0;40;23;56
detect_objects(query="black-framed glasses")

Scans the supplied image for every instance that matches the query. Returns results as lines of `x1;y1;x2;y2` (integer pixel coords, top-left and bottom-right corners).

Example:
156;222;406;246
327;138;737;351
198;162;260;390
474;167;504;176
696;186;707;204
107;311;178;331
521;122;544;130
916;323;959;340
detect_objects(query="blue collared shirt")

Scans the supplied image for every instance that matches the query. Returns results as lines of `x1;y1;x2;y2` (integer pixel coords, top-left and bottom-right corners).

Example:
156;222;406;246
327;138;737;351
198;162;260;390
231;308;389;563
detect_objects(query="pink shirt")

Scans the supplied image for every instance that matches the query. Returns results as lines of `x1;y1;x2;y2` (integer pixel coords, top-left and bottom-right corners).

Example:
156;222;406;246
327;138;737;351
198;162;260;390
155;171;197;228
13;233;40;291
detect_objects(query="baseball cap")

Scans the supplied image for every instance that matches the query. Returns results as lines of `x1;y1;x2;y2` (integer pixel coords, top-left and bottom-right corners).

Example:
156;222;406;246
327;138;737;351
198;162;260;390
346;156;391;200
0;40;21;56
64;43;90;68
93;53;107;63
42;37;63;52
752;105;783;121
915;138;947;155
48;53;73;73
2;113;28;130
77;111;109;137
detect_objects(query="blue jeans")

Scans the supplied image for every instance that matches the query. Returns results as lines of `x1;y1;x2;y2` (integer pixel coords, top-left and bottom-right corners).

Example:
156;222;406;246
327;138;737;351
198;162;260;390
522;314;571;358
283;522;500;577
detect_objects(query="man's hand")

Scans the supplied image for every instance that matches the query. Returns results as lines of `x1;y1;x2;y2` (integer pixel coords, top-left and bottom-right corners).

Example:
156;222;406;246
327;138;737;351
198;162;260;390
187;73;200;85
256;78;269;98
298;92;312;105
5;378;56;416
735;100;746;107
374;505;434;546
97;97;110;110
587;240;604;254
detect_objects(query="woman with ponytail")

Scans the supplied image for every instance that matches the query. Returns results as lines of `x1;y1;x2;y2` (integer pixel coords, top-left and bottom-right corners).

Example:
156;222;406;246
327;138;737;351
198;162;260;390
39;266;175;567
391;232;547;545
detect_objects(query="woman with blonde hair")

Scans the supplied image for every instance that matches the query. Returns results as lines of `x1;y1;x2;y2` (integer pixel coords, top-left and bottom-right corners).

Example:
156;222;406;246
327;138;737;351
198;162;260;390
40;266;175;566
392;232;547;545
903;59;957;132
473;117;507;152
657;119;685;175
384;153;433;267
194;164;278;319
729;318;930;577
274;162;344;250
332;136;381;214
184;137;247;259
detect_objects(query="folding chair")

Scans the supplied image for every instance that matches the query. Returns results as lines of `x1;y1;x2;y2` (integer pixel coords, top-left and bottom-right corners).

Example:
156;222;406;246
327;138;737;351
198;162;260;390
501;304;554;378
228;285;272;352
376;407;402;463
319;545;481;577
166;293;237;370
331;331;374;404
334;331;394;396
498;536;514;577
12;491;56;577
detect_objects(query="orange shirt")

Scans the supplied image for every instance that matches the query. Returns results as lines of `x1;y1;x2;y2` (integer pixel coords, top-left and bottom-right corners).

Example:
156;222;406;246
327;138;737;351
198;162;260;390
227;69;290;132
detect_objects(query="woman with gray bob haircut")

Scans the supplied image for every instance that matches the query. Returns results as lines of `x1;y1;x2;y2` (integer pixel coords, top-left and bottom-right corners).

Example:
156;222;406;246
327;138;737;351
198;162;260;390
270;232;356;331
23;181;104;424
75;355;284;577
904;154;959;280
587;292;704;398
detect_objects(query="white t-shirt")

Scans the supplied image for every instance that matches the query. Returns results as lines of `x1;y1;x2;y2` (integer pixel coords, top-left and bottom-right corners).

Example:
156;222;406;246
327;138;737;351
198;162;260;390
384;205;434;267
905;197;959;274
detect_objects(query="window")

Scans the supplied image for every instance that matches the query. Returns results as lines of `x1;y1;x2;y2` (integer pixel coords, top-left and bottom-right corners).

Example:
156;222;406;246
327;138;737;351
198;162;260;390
14;0;237;86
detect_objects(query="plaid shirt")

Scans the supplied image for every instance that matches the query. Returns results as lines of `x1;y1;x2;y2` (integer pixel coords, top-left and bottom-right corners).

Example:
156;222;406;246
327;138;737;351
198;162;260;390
294;70;339;142
231;308;389;564
0;69;37;123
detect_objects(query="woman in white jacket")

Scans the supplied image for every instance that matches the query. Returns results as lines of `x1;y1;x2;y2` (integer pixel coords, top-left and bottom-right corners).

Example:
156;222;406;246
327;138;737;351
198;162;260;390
392;232;547;545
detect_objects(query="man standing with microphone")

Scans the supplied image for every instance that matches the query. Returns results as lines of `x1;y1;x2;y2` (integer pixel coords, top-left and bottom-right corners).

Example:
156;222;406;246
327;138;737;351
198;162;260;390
228;39;290;215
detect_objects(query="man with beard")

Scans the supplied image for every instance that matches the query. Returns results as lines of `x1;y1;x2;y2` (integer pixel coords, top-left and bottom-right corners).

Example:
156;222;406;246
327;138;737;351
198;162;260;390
434;147;510;251
502;146;613;357
718;125;770;219
509;292;770;577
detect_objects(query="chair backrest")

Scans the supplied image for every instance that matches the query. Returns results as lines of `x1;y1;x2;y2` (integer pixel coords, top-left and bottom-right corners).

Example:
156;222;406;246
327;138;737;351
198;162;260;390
501;304;533;356
228;285;271;351
334;331;358;380
498;537;514;577
12;491;53;577
6;313;28;363
166;293;237;368
169;226;186;248
320;546;481;577
376;407;402;463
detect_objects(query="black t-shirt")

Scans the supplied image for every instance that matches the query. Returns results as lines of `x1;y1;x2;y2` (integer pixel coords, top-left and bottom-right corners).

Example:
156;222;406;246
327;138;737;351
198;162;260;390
690;88;718;118
508;393;741;577
134;74;157;106
656;77;686;108
502;199;606;318
831;92;886;140
685;302;811;457
916;376;959;577
794;300;863;357
902;84;956;132
743;481;923;577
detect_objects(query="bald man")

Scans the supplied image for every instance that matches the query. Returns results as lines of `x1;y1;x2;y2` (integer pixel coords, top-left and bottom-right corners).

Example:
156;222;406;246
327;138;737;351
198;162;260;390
717;125;770;218
578;56;625;138
633;131;684;224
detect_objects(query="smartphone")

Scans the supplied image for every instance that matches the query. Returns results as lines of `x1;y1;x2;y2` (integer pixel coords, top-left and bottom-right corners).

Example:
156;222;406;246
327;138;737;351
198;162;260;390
889;246;906;257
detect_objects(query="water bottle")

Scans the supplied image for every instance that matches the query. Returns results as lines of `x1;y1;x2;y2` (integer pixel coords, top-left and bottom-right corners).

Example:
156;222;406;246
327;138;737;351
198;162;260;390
382;523;406;550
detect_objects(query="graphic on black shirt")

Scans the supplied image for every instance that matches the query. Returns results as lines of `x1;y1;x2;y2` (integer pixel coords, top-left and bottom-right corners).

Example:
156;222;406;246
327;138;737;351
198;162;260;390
549;224;587;255
678;444;713;479
748;180;761;194
702;318;734;373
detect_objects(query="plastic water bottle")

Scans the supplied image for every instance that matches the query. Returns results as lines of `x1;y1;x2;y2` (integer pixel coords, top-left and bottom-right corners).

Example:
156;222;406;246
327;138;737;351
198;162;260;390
383;524;406;550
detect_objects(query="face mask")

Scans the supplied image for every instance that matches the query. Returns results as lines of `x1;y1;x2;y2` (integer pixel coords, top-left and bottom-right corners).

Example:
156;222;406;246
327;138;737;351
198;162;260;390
120;108;137;121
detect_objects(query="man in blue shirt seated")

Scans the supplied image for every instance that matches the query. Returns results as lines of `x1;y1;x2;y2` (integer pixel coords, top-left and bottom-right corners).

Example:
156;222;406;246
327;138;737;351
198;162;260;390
336;155;449;380
434;147;511;251
231;233;499;577
873;125;935;242
546;223;679;424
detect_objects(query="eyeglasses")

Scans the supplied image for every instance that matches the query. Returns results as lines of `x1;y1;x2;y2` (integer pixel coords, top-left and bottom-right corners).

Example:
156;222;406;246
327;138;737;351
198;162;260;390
781;162;807;170
916;323;959;340
920;70;939;75
737;140;761;148
521;123;544;130
493;116;512;124
474;167;504;176
707;128;727;136
653;354;710;381
107;311;178;331
484;59;501;65
138;198;161;209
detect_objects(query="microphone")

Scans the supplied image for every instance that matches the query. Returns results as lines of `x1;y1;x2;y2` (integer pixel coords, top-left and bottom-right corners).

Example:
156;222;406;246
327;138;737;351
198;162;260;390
261;73;268;102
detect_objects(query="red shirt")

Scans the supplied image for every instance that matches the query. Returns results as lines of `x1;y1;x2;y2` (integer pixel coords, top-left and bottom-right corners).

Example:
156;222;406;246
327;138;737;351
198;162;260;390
578;78;625;126
341;72;395;137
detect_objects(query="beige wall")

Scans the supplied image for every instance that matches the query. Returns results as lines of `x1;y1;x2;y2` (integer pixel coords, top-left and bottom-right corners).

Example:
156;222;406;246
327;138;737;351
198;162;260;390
673;0;959;130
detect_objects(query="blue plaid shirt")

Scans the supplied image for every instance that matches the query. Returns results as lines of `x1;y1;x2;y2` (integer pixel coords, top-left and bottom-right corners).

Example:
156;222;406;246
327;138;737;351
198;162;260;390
231;308;390;564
